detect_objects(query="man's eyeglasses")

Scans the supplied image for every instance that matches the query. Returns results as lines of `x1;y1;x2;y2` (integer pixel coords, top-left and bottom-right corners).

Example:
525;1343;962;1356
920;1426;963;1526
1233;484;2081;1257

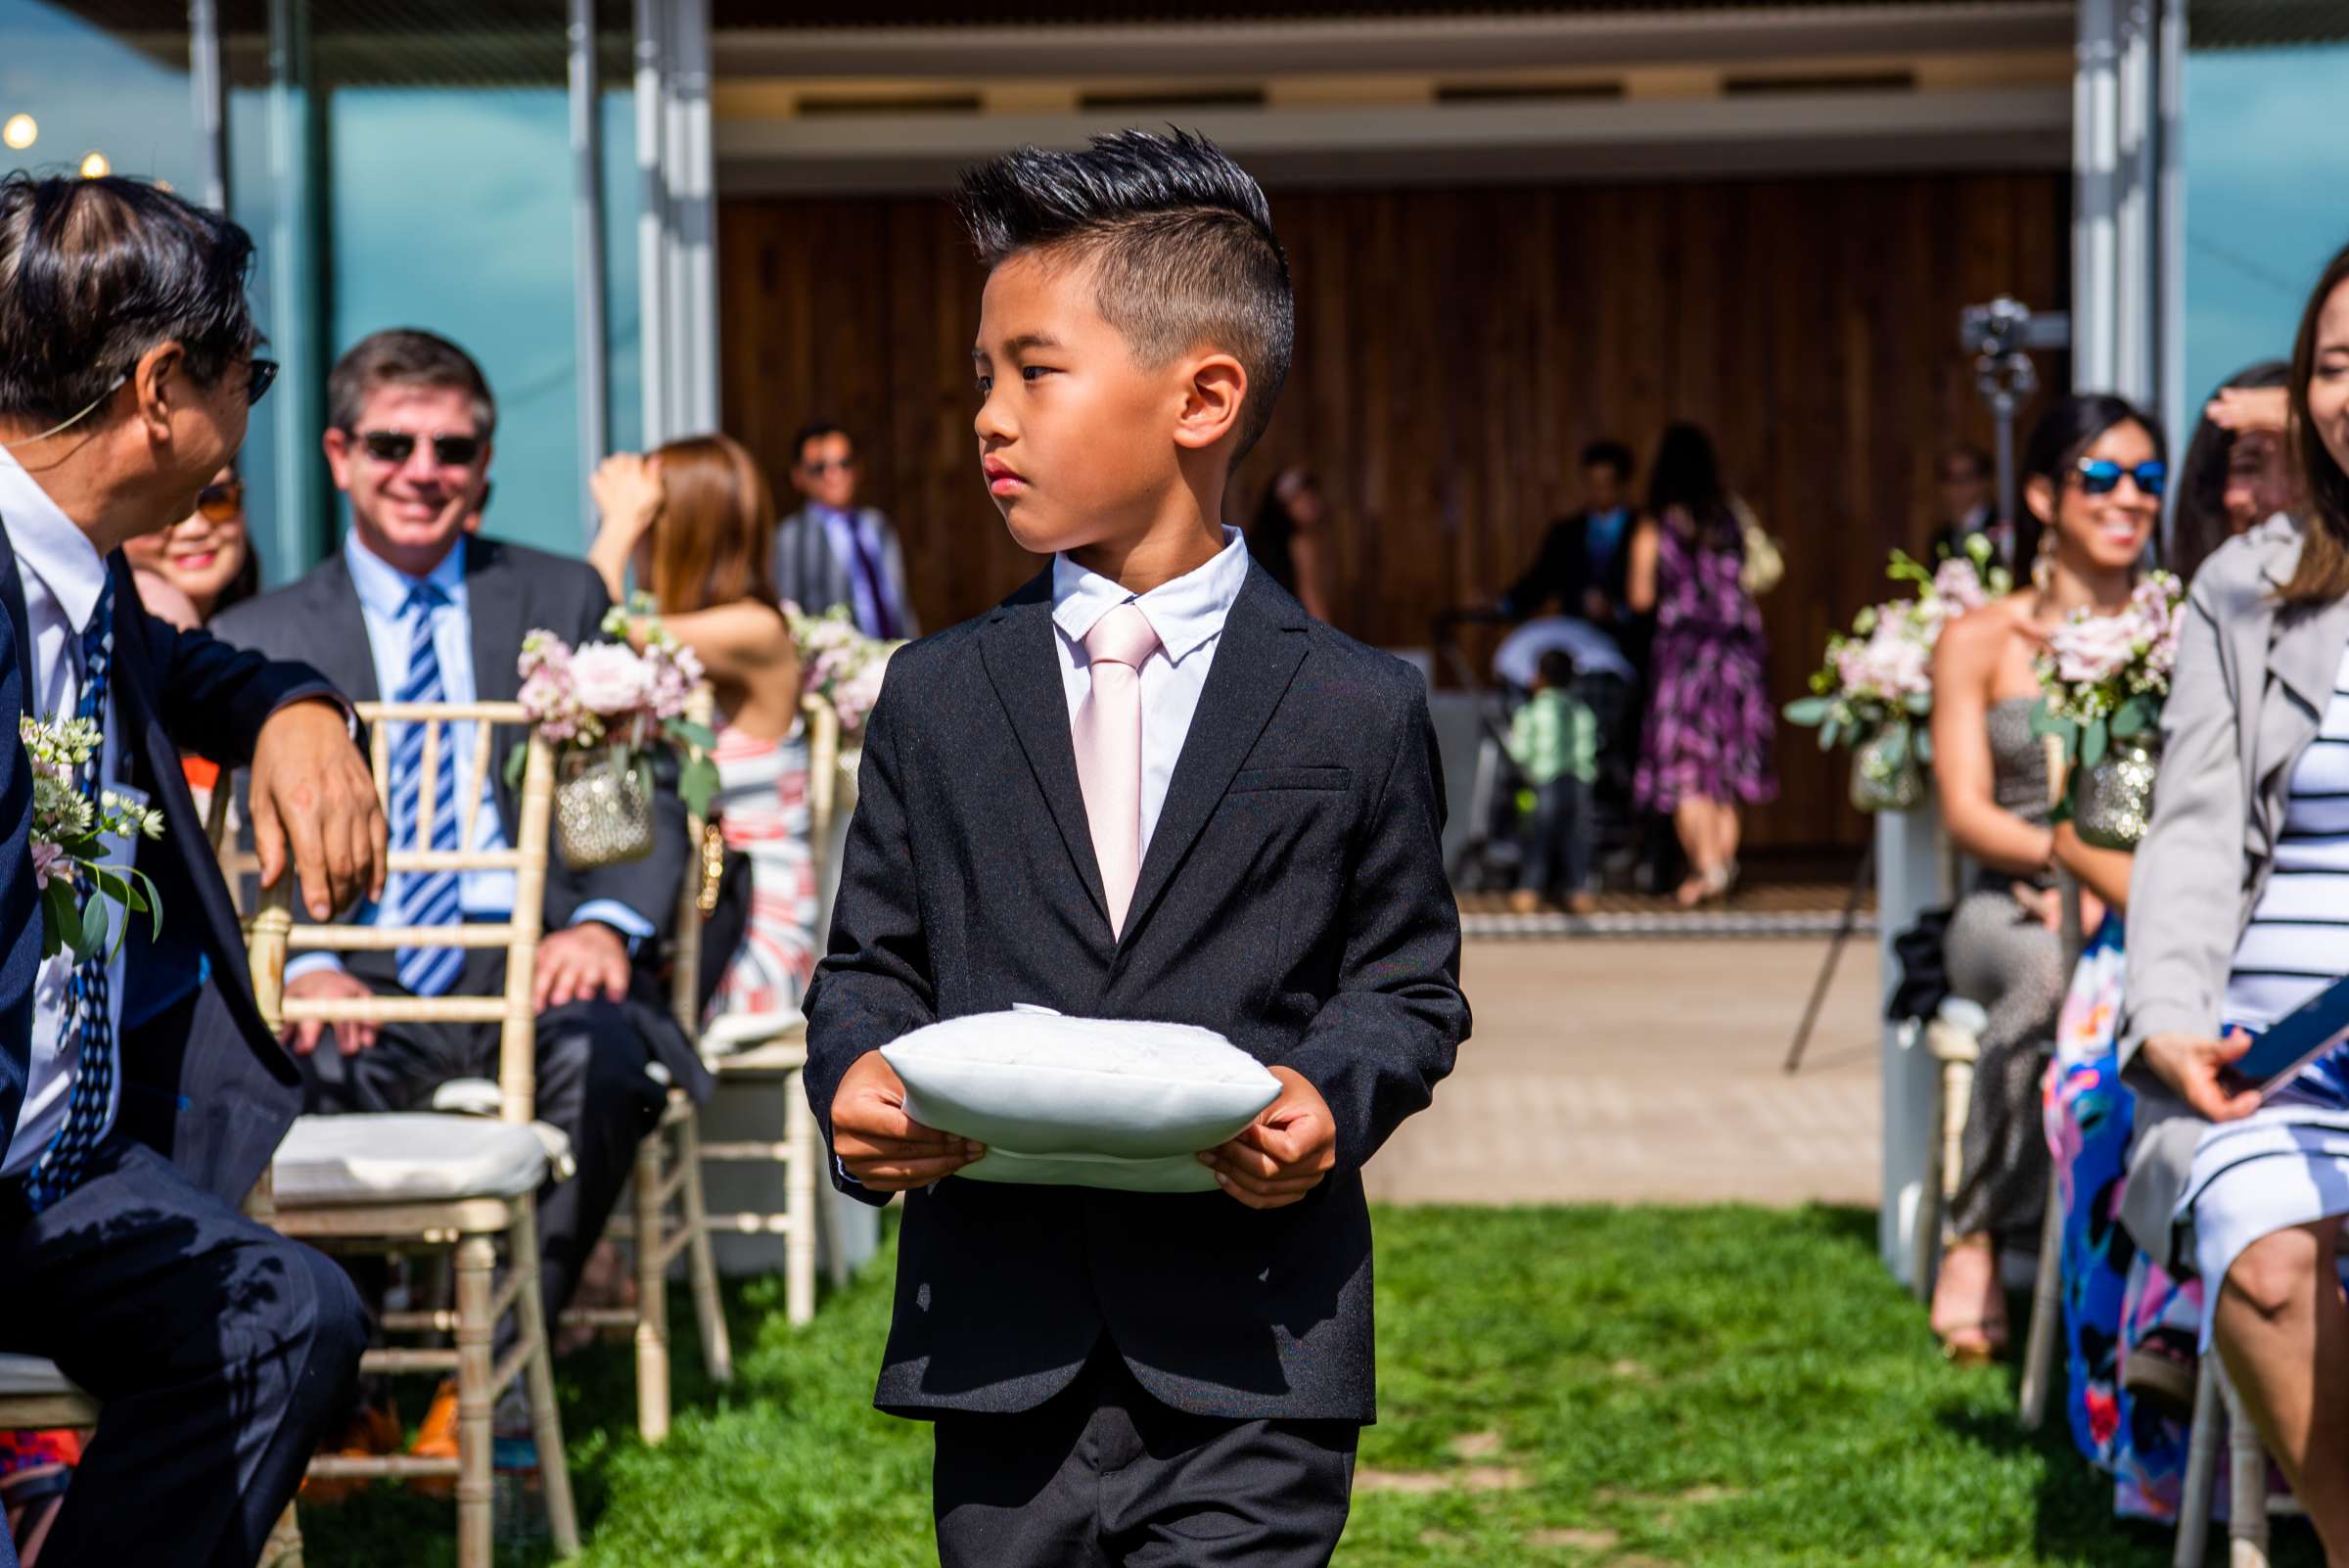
801;455;856;477
2073;458;2167;499
243;357;279;406
195;479;244;522
356;430;484;468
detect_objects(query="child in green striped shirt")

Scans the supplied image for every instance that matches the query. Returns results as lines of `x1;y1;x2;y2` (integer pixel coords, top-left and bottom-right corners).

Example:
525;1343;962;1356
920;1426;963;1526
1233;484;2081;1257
1506;648;1599;913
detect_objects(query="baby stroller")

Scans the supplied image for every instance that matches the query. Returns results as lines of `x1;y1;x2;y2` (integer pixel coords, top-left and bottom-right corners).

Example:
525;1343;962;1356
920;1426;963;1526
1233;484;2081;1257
1444;615;1638;896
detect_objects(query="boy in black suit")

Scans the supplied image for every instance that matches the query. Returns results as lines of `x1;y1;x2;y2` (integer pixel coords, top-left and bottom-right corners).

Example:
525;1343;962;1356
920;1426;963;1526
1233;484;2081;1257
805;129;1469;1566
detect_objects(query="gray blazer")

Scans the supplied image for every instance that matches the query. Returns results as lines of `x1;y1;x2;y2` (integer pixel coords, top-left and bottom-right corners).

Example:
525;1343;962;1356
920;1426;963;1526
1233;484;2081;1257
2118;514;2349;1265
772;504;919;639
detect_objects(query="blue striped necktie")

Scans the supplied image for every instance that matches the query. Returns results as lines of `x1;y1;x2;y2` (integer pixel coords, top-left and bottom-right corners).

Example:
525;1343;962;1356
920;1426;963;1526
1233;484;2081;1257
391;580;465;996
24;575;118;1210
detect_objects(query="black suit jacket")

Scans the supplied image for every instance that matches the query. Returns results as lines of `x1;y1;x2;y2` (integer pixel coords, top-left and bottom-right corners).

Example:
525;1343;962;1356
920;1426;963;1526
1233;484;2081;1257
805;561;1468;1424
1501;508;1632;623
0;526;345;1204
210;535;710;1102
0;593;32;1172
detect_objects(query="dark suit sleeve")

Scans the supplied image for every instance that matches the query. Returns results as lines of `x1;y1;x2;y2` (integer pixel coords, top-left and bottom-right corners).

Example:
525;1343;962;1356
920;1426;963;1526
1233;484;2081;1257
0;607;37;1171
145;608;343;765
1276;684;1468;1172
1499;521;1579;621
544;573;688;945
802;676;935;1204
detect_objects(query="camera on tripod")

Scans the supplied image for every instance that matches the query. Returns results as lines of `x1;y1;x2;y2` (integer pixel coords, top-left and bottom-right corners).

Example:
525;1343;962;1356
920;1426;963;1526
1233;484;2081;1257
1960;297;2071;360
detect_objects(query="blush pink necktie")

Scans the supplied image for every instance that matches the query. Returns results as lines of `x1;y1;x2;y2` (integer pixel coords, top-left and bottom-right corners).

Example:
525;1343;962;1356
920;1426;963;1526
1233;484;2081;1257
1073;602;1161;939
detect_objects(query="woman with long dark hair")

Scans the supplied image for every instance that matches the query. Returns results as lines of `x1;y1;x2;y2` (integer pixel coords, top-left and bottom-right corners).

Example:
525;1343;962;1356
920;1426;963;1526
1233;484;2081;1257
1245;464;1332;622
590;435;816;1018
2171;360;2293;587
1625;423;1775;906
2120;242;2349;1551
1928;392;2166;1362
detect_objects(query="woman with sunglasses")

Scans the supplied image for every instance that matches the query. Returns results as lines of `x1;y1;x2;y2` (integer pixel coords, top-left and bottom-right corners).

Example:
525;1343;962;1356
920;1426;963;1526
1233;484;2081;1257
121;466;259;628
1926;393;2168;1364
589;436;817;1023
2115;243;2349;1551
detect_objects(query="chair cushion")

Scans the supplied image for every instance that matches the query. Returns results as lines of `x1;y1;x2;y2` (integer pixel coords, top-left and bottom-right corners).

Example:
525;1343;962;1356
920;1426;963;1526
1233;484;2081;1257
424;1081;579;1180
273;1113;550;1206
0;1355;82;1399
702;1008;806;1058
879;1009;1279;1192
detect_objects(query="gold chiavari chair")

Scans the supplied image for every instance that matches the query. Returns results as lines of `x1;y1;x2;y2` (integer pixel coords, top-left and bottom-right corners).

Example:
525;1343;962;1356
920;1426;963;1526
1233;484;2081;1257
244;701;578;1566
576;689;827;1443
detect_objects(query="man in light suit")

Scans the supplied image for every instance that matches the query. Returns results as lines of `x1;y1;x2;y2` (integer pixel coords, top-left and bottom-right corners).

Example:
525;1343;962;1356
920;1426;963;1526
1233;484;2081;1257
772;422;919;638
0;170;385;1568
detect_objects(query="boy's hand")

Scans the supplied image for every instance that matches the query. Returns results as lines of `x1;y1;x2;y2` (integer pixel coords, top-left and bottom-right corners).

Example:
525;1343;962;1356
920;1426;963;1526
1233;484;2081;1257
830;1050;986;1190
1198;1067;1337;1209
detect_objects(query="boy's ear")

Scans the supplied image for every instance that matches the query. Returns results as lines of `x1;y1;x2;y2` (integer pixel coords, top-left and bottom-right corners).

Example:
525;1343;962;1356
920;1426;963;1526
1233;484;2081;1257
1173;351;1249;453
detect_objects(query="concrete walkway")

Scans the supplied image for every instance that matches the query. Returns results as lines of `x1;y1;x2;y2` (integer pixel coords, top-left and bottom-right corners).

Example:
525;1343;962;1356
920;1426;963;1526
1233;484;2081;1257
1364;937;1883;1208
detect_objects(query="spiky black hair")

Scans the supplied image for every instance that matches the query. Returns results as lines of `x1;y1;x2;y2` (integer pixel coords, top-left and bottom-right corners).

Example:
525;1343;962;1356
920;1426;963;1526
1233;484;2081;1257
956;128;1293;460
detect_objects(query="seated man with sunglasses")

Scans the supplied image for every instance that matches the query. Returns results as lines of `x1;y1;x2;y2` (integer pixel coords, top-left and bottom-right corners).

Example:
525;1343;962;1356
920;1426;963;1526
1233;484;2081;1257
211;328;708;1457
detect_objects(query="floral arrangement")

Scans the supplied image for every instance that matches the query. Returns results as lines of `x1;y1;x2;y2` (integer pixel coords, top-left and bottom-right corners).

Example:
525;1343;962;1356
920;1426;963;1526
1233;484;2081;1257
512;599;718;819
2033;571;2184;770
22;714;164;961
1783;534;2012;761
788;602;901;735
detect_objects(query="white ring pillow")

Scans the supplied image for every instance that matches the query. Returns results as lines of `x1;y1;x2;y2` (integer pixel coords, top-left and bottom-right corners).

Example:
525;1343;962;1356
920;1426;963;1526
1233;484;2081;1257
880;1007;1282;1193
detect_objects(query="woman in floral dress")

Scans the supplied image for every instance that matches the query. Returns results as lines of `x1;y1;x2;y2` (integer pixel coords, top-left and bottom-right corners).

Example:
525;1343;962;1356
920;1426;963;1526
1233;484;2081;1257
1627;423;1777;906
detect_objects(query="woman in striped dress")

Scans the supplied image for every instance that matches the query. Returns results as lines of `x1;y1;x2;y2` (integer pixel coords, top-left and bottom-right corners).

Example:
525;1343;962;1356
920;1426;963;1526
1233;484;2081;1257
589;435;818;1020
2122;243;2349;1553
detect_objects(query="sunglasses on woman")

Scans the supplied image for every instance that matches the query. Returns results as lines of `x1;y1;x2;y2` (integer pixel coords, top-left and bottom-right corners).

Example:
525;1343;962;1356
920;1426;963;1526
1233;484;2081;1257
195;479;244;523
356;430;484;468
2073;458;2167;498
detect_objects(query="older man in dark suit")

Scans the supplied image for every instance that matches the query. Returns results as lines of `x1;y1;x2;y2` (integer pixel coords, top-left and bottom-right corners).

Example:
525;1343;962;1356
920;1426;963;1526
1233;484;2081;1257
212;328;705;1455
0;172;384;1568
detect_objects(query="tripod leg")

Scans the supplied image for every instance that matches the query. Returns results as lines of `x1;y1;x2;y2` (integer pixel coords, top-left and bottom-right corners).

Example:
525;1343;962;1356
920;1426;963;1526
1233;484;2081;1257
1783;841;1877;1075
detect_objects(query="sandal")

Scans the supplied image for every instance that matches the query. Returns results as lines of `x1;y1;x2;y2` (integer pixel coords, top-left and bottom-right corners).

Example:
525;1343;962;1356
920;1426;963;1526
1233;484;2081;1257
1935;1319;2008;1366
2;1462;71;1566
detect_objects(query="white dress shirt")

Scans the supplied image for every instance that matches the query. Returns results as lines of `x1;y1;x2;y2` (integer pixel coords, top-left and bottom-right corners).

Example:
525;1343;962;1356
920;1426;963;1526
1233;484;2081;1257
0;448;127;1177
287;530;650;984
1050;527;1251;855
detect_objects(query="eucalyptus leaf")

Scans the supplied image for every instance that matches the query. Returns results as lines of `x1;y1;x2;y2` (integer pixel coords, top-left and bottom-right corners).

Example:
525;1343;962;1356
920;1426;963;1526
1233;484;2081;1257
2082;715;2109;770
40;880;76;961
1819;716;1842;753
2112;696;2151;739
1904;691;1933;717
1784;696;1832;726
1880;723;1910;772
1915;727;1934;764
504;741;530;790
667;717;719;752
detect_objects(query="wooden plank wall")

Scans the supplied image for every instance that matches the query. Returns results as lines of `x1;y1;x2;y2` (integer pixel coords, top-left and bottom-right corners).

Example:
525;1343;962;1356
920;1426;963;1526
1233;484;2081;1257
717;171;2069;853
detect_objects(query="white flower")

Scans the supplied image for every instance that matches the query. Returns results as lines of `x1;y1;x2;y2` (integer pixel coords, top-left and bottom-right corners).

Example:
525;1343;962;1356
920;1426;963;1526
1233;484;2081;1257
569;642;655;716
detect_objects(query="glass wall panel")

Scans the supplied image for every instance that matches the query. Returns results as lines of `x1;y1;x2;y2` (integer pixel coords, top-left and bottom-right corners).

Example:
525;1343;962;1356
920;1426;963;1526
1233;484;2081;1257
0;1;197;192
2183;41;2349;407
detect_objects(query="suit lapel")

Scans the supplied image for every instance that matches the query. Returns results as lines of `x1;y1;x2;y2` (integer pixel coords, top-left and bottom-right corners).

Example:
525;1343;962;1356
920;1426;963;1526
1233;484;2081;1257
302;554;382;703
0;523;31;694
979;574;1110;929
463;536;525;703
1122;567;1310;948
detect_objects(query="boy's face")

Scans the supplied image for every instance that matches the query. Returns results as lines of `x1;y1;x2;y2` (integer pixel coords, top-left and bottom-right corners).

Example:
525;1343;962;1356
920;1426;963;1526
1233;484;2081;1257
971;250;1192;557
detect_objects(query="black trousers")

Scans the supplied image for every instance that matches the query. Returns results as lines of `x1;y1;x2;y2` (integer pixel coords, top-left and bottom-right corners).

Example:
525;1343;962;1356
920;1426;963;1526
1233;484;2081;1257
0;1139;367;1568
1516;775;1592;897
932;1346;1358;1568
297;946;668;1336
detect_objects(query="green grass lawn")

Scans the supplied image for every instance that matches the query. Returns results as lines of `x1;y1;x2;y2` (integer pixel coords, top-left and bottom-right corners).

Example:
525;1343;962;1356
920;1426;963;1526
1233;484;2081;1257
298;1204;2320;1567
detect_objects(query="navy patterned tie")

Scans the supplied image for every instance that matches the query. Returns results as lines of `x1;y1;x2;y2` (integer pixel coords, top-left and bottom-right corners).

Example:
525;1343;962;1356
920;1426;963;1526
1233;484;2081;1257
23;575;118;1210
390;581;465;995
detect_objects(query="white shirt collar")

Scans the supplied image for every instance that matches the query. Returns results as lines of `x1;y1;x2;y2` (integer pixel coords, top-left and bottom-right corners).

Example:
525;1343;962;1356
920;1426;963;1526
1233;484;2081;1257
345;526;467;619
0;446;110;633
1051;527;1250;667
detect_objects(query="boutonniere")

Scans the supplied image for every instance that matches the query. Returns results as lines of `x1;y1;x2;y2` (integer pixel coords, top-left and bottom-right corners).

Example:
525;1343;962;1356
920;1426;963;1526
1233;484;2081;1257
22;714;165;961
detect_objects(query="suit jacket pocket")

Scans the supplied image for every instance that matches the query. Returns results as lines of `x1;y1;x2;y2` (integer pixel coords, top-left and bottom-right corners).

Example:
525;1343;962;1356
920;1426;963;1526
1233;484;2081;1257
1229;766;1353;794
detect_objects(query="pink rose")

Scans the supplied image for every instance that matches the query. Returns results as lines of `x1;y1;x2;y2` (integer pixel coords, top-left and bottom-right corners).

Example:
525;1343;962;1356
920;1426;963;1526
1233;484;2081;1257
570;643;654;717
